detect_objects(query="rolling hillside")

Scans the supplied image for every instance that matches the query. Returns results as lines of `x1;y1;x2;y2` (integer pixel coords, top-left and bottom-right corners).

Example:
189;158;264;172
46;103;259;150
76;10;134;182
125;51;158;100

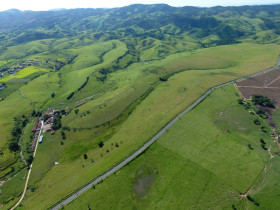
0;4;280;210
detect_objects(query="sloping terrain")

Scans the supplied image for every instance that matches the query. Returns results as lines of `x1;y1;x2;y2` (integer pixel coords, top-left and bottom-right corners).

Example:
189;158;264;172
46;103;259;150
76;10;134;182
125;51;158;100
66;84;280;209
0;4;280;210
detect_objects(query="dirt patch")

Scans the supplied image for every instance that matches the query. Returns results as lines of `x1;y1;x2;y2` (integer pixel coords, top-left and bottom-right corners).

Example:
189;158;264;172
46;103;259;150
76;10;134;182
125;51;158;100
133;175;154;196
240;189;253;198
237;68;280;87
236;68;280;107
42;123;52;133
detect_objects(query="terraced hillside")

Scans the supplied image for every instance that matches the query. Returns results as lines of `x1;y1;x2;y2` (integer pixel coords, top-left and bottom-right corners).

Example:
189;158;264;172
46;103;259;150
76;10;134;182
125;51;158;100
0;4;280;210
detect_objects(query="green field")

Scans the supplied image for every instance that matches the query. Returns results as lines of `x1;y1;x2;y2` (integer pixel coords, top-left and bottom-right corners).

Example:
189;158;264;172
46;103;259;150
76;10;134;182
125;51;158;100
66;84;279;209
1;4;280;210
17;43;279;209
0;66;48;82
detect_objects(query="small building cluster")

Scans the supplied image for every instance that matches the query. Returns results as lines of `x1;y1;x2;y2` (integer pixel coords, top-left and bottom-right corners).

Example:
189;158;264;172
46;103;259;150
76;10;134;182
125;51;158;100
30;107;74;151
31;120;42;151
0;83;7;91
42;109;56;134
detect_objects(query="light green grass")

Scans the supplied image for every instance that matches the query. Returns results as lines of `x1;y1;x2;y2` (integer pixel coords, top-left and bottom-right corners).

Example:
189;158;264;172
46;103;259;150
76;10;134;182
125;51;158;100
65;84;276;209
0;61;8;67
0;40;50;60
0;66;48;82
20;43;280;209
0;169;27;208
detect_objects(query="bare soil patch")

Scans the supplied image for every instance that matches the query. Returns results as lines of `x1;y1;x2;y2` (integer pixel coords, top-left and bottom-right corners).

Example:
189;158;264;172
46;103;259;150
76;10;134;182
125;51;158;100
237;68;280;87
133;175;154;196
236;68;280;107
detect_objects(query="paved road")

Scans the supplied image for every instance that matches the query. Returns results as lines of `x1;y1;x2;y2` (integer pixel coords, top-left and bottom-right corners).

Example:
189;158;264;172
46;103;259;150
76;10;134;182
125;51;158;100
51;57;280;210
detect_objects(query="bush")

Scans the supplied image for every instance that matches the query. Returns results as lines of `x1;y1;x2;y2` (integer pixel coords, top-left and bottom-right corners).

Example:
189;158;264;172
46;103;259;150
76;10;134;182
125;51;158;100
237;99;243;105
27;155;33;166
248;144;253;150
67;92;75;100
61;131;66;139
252;95;275;108
9;142;20;152
254;119;260;125
260;138;266;144
98;141;104;148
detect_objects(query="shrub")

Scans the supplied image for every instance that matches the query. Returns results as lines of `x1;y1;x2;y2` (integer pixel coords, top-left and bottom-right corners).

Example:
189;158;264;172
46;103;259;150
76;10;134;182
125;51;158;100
252;95;275;108
259;138;266;144
254;119;260;125
237;99;243;105
61;131;66;139
98;141;104;148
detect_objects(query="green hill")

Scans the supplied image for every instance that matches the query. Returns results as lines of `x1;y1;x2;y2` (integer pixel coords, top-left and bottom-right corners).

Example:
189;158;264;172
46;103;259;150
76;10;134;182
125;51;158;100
0;4;280;210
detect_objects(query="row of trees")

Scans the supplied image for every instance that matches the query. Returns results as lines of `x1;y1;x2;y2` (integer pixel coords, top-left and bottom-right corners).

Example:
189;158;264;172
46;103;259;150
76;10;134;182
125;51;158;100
9;115;29;152
67;77;90;100
251;95;275;108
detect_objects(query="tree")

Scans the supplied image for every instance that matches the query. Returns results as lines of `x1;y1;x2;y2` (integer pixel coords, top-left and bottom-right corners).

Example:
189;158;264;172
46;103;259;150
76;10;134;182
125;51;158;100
9;142;20;152
237;99;243;105
27;155;33;166
254;119;260;125
52;113;62;130
98;141;104;148
61;131;66;139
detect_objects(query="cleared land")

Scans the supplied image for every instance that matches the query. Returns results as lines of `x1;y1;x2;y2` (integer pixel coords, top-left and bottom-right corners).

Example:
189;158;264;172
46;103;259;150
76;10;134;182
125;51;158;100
1;42;280;209
236;68;280;107
66;84;279;209
17;43;280;209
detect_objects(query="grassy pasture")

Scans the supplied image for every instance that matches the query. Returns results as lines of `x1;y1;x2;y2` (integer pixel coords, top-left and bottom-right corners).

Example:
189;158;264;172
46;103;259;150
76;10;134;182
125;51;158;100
0;169;27;209
20;43;280;209
0;60;8;67
0;66;48;82
66;85;276;209
0;40;50;60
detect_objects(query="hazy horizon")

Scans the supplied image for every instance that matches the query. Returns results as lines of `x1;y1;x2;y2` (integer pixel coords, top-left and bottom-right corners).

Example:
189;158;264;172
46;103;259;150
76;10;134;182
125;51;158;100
1;0;280;12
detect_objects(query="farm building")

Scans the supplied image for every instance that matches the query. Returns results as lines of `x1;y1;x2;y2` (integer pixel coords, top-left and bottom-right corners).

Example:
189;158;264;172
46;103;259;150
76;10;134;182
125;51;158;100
39;135;43;143
32;120;39;132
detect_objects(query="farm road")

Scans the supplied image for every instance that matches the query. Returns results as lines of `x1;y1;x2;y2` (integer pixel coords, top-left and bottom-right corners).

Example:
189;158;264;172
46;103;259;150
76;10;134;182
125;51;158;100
51;56;280;210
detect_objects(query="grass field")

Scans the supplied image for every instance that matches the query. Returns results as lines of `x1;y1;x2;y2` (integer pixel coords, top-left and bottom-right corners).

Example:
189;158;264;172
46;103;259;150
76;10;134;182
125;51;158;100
1;6;280;209
18;43;280;209
65;85;278;209
0;169;27;209
0;66;48;82
0;41;279;209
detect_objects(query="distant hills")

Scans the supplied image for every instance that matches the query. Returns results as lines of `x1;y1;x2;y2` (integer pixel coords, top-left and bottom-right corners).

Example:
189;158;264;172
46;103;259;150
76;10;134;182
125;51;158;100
0;4;280;49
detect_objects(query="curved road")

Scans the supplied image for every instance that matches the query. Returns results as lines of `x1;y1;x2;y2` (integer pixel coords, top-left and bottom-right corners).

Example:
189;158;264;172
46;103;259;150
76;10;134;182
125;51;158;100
51;57;280;210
